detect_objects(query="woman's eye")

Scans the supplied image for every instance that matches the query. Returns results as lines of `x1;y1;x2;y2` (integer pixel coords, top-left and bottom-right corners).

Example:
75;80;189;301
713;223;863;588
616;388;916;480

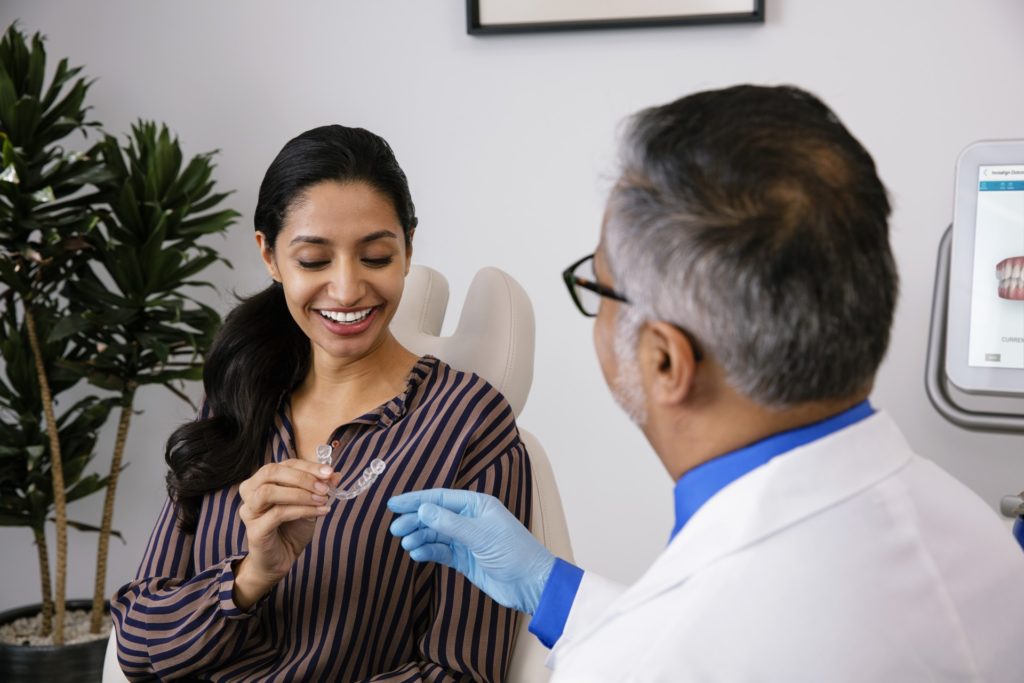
298;260;329;269
363;257;394;268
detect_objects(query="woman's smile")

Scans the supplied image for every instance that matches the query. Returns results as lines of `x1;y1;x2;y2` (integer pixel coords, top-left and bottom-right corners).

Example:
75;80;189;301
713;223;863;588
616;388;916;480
314;305;381;336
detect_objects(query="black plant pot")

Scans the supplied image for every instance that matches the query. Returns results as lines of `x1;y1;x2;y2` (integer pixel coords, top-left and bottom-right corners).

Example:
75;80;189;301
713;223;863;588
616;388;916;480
0;600;108;683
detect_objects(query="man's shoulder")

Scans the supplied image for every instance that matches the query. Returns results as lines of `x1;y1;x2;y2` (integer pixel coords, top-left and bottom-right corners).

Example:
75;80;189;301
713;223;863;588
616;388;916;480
584;483;1024;680
559;412;1024;680
847;411;1016;556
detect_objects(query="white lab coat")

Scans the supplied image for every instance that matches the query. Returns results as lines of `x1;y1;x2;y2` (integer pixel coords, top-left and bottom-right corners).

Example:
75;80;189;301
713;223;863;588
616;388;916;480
549;411;1024;682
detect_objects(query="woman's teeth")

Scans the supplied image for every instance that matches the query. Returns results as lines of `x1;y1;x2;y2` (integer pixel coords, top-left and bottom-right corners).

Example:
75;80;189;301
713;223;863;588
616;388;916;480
319;308;373;323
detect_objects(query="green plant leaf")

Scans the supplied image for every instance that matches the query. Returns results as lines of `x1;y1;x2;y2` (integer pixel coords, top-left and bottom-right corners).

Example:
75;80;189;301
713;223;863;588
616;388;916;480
0;512;31;526
25;33;46;100
58;517;125;542
141;366;204;384
47;313;90;342
177;208;240;237
9;96;43;147
40;58;81;111
64;474;107;504
0;64;17;124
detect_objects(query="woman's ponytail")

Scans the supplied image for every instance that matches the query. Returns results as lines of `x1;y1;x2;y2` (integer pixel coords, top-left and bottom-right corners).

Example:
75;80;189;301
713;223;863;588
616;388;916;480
165;284;308;533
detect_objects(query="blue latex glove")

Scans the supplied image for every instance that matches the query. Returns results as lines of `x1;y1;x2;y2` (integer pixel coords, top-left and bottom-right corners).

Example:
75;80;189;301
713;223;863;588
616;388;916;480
388;488;555;614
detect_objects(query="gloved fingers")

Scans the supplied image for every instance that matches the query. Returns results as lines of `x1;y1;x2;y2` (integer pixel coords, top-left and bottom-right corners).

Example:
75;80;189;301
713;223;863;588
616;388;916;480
388;488;481;515
417;502;491;549
387;491;428;514
408;542;455;567
400;527;453;552
388;512;423;538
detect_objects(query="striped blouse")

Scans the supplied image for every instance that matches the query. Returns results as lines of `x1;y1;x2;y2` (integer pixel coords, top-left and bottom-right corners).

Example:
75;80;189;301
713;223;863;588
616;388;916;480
111;356;532;682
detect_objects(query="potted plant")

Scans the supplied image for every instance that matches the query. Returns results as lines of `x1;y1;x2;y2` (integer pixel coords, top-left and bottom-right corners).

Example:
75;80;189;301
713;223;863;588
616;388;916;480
0;22;111;653
63;120;237;634
0;302;116;680
0;23;236;681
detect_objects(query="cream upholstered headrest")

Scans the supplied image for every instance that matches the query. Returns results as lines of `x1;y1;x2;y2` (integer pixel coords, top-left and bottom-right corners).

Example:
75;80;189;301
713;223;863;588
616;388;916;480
390;266;535;418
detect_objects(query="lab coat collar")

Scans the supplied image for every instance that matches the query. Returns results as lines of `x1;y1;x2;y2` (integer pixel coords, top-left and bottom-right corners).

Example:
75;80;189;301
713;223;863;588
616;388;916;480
671;400;874;539
593;410;913;627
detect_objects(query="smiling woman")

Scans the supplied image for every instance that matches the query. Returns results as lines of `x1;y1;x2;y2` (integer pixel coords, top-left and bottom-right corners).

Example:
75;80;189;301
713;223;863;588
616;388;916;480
108;126;532;681
257;181;412;371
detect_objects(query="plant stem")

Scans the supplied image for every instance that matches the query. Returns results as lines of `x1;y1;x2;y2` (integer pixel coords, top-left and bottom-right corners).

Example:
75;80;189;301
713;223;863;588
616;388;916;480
33;526;53;638
25;309;68;646
90;386;135;633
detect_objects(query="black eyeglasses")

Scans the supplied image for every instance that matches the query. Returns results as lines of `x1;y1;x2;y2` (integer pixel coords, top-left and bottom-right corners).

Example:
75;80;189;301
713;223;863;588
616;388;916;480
561;253;704;362
562;254;628;318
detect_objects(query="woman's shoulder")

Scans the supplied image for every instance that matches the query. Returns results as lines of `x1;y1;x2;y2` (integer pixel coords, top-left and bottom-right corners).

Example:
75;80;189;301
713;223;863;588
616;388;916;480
417;355;513;408
400;357;527;485
410;356;521;438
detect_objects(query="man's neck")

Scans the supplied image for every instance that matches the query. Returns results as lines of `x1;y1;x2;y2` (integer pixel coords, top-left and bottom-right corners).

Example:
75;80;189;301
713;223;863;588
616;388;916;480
652;389;871;482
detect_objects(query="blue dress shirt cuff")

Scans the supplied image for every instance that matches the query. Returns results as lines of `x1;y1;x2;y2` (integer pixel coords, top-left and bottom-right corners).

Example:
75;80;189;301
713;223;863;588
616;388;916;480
528;557;584;649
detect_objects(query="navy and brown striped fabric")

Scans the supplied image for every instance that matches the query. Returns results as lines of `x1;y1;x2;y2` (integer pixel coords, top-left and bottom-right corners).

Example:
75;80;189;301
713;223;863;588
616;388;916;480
111;356;532;682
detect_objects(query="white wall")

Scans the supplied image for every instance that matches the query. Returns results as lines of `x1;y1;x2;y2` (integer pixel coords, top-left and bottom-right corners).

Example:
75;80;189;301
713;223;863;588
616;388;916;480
2;0;1024;613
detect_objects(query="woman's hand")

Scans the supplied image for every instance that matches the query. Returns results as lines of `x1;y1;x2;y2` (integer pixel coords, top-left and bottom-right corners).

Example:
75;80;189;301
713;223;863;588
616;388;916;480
233;460;337;609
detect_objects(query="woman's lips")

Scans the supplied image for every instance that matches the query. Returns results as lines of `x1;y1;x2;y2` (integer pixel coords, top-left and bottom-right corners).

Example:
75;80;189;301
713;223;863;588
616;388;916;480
315;306;380;336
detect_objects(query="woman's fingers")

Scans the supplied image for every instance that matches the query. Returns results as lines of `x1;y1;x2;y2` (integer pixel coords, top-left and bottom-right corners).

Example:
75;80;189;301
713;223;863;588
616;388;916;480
268;459;334;485
242;482;330;515
240;462;336;513
234;461;336;581
267;460;334;490
243;503;332;536
240;461;334;502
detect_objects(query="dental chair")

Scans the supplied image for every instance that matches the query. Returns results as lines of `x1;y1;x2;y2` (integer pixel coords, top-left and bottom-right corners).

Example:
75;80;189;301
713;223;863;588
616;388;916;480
103;265;573;683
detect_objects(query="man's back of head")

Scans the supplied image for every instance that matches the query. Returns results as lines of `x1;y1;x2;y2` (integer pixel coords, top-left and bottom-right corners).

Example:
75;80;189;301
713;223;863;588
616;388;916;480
604;84;899;409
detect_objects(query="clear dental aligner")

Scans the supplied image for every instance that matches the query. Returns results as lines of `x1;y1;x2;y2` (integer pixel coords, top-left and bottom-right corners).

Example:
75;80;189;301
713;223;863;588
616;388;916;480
315;444;386;501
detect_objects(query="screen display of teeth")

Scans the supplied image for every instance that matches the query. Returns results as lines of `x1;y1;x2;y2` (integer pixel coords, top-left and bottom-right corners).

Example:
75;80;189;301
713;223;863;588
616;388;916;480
968;164;1024;368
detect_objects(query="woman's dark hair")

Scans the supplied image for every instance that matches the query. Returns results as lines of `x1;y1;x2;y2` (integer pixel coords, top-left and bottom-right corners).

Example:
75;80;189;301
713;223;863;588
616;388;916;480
165;125;418;532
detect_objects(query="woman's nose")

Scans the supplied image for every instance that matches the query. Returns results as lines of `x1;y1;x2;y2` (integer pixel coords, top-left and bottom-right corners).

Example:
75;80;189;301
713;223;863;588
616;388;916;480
328;262;367;305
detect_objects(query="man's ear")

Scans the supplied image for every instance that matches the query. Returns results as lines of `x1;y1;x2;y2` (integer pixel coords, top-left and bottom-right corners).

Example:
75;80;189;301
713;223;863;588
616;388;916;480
255;231;281;282
638;320;699;407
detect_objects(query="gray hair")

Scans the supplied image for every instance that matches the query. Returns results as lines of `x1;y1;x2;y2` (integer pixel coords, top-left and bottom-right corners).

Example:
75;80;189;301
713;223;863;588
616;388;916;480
604;85;898;408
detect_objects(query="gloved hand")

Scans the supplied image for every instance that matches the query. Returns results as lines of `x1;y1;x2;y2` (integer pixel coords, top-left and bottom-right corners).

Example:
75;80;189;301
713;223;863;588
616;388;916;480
388;489;555;614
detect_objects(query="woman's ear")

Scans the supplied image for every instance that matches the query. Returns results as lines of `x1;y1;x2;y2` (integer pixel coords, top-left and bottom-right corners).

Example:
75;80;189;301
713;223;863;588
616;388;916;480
255;231;281;282
404;228;415;275
638;320;699;407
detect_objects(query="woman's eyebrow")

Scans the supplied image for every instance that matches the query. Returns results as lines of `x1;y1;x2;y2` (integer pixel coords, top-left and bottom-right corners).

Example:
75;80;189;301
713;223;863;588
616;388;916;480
289;235;330;246
358;230;399;245
288;230;398;247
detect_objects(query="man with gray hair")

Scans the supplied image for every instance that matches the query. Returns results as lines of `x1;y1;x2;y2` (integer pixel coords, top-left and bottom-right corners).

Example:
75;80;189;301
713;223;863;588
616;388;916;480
388;85;1024;680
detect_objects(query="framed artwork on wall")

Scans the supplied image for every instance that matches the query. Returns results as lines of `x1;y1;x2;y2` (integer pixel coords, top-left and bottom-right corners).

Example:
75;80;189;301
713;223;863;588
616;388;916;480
466;0;764;35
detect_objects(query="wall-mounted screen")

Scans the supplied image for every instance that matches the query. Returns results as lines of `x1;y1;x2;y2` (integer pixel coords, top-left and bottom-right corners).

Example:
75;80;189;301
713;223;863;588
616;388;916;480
947;141;1024;395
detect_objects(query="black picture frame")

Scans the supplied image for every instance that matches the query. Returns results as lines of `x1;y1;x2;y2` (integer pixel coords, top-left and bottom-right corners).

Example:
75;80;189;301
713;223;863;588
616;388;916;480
466;0;764;35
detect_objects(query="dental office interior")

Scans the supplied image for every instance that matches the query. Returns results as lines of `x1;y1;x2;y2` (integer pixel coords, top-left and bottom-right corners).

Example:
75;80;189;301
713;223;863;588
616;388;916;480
2;0;1024;659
